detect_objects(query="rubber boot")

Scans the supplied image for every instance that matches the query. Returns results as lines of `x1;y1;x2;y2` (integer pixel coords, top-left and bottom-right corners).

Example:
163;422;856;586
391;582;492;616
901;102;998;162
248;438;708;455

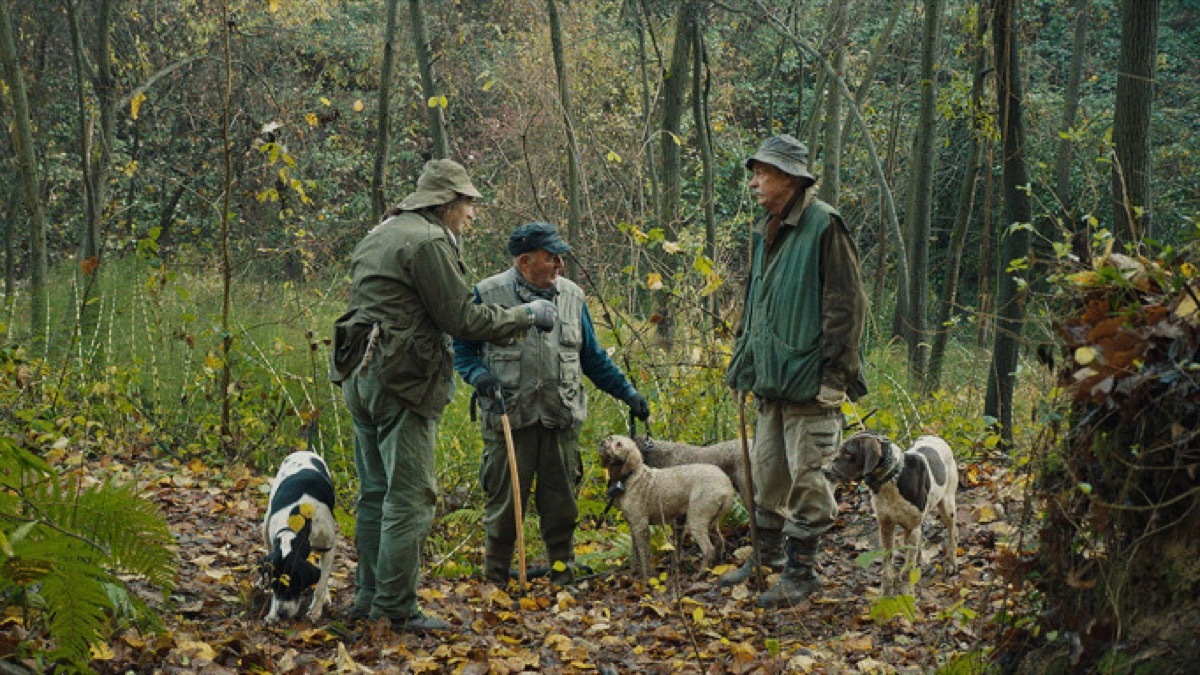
484;543;513;584
719;527;786;586
756;536;821;608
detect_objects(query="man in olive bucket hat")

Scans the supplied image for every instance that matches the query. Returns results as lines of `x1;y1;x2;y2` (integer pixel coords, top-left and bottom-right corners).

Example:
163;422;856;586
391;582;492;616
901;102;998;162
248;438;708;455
331;159;558;631
721;135;868;607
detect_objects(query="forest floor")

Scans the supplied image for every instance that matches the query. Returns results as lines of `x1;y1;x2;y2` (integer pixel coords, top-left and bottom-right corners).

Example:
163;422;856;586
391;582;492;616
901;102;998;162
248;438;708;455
87;448;1026;673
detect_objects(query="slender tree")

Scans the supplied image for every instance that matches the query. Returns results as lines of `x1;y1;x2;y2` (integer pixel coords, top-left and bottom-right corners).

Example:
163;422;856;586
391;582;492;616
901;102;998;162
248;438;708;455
1054;0;1090;232
219;0;235;446
1111;0;1159;243
817;0;846;206
409;0;448;159
64;0;115;362
985;0;1033;446
0;0;48;344
690;13;717;329
547;0;581;242
659;0;694;237
632;1;660;225
371;0;403;222
929;3;989;391
903;0;946;386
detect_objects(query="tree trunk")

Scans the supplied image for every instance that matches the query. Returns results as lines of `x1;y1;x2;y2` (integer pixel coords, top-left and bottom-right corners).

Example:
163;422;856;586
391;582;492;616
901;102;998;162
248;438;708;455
1111;0;1159;243
817;0;846;206
1054;0;1089;232
0;0;49;344
634;5;659;227
65;0;113;363
928;4;988;392
691;15;717;330
371;0;402;222
659;0;693;237
547;0;581;242
219;0;235;448
985;0;1034;447
904;0;945;387
655;0;695;341
409;0;448;159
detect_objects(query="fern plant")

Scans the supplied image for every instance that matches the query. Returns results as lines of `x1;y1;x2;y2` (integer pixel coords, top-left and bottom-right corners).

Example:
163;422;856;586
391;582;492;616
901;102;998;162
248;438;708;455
0;435;177;671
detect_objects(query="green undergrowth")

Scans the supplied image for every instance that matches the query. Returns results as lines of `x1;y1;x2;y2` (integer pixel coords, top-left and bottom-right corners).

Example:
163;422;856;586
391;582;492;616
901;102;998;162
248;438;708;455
3;254;1046;583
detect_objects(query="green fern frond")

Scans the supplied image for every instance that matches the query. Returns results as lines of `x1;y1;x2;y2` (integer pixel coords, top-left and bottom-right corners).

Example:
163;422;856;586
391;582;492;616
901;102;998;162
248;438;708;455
17;537;111;670
27;478;177;594
439;507;483;528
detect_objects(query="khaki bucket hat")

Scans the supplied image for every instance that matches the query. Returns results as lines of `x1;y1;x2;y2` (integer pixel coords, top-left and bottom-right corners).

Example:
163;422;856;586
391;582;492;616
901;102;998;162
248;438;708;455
397;159;483;211
744;134;816;182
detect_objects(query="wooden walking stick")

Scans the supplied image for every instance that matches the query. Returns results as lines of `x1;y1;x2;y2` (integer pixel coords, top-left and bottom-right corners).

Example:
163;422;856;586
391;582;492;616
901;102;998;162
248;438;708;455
496;392;527;589
737;391;765;589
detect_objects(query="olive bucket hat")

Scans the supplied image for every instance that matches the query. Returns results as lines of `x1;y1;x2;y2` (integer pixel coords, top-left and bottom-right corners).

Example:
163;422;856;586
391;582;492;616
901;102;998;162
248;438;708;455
397;158;483;211
744;134;816;182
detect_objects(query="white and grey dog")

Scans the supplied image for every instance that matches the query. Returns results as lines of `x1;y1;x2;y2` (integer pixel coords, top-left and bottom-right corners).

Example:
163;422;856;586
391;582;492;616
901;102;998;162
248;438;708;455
599;435;736;579
828;433;958;596
260;451;338;622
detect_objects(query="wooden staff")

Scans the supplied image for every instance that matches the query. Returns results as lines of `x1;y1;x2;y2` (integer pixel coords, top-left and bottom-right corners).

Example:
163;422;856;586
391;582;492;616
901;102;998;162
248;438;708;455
737;391;765;589
496;392;526;589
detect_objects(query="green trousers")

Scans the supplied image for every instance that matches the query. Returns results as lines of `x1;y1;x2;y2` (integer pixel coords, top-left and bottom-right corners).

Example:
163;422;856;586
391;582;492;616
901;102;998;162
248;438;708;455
480;425;582;575
343;367;438;620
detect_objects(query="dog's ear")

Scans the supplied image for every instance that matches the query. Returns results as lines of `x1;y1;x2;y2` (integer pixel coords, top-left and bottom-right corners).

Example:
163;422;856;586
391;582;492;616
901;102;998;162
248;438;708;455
860;437;882;475
259;550;281;588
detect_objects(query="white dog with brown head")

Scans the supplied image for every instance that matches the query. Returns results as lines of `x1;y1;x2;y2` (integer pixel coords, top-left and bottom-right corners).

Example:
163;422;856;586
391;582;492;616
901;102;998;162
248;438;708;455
828;432;958;596
598;434;736;578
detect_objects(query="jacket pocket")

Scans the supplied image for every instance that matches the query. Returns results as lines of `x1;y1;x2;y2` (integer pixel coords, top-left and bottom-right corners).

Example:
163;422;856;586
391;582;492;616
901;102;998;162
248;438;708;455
329;308;374;384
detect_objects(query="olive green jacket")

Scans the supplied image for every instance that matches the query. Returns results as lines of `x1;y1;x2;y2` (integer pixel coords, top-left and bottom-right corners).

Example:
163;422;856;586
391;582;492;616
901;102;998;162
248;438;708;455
331;211;535;419
726;195;868;403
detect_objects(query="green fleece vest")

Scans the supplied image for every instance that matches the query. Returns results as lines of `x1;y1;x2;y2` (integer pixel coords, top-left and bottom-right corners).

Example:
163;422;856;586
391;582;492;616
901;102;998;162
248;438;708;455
476;268;587;432
727;200;835;402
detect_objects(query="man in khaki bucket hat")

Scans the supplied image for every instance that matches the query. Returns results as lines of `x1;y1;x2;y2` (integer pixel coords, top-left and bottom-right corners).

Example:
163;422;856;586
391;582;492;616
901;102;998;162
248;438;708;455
333;158;556;632
721;135;868;608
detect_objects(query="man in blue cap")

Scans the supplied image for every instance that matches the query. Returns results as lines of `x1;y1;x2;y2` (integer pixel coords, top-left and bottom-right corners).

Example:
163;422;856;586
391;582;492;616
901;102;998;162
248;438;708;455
454;221;650;585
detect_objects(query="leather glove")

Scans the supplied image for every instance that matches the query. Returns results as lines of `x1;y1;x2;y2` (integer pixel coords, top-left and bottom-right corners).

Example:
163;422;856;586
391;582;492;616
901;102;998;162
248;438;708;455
525;298;557;332
626;392;650;421
816;384;848;410
474;372;502;399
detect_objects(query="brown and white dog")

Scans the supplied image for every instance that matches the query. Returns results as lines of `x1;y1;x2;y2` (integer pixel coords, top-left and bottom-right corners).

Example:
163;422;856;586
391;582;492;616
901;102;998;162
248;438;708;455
260;451;338;622
828;433;958;596
636;436;751;508
598;435;736;578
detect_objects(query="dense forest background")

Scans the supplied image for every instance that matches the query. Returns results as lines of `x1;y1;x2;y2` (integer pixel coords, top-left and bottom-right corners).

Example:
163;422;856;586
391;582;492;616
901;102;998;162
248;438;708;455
1;0;1198;671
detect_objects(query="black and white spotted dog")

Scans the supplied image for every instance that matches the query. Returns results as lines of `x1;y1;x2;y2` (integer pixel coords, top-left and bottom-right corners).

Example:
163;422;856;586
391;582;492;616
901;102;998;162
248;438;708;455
828;433;958;596
260;451;338;622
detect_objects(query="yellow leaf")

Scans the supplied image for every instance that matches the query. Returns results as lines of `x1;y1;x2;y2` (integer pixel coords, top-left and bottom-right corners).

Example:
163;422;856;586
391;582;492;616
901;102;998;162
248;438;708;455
204;353;223;370
299;503;316;518
130;91;146;120
606;150;622;163
289;513;306;532
305;112;319;127
438;95;449;108
320;97;331;106
551;560;567;572
427;96;439;108
267;0;280;12
1074;346;1097;366
646;273;664;291
692;607;704;623
352;99;365;112
90;641;115;661
482;79;495;92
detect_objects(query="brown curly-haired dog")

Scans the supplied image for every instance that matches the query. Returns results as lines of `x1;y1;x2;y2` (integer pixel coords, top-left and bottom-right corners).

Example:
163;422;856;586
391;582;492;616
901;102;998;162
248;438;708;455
599;434;736;578
635;436;751;508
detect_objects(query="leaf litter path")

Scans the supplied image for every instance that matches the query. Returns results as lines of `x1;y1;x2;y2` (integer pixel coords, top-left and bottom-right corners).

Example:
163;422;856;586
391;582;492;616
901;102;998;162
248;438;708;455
97;455;1019;673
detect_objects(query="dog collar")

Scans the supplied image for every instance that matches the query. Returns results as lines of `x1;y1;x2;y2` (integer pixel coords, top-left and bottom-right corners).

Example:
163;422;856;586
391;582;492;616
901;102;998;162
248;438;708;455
864;439;902;492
